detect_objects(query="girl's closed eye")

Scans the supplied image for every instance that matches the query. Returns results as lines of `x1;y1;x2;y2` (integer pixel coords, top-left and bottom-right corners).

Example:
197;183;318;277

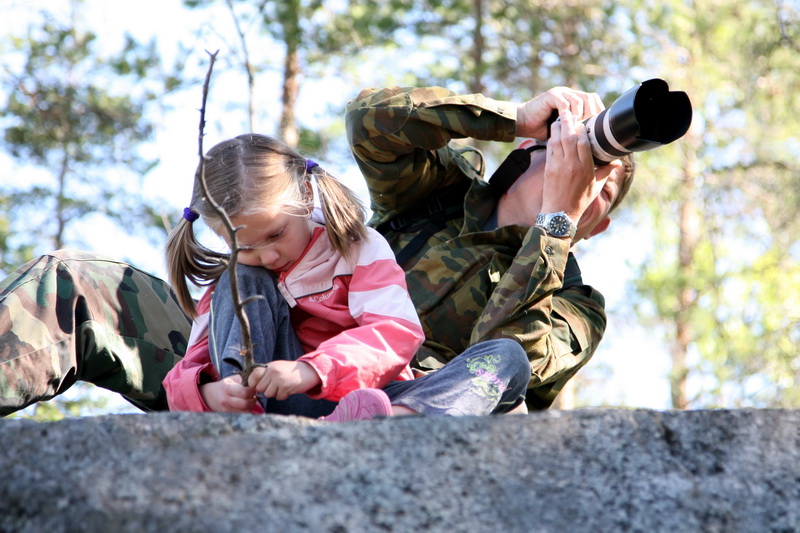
244;227;284;249
254;228;284;248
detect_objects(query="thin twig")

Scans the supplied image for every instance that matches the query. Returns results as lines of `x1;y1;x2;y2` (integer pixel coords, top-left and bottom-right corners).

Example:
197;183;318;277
195;49;258;385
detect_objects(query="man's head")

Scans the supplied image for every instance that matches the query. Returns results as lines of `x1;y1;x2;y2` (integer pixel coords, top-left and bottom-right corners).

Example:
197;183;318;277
572;149;635;241
500;139;635;242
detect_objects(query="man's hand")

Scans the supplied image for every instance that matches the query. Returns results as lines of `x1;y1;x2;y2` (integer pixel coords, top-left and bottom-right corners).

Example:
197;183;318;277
539;110;608;224
248;360;321;401
199;374;258;413
516;87;604;140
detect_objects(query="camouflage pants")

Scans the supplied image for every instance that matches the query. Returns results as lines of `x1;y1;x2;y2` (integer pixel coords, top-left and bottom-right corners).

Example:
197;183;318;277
0;249;191;416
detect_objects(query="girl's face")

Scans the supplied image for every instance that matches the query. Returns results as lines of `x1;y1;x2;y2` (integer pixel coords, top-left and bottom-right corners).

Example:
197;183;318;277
229;208;314;273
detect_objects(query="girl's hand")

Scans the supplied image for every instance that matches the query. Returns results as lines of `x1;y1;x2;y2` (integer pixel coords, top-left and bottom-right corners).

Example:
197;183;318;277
539;110;607;224
199;374;258;413
516;87;604;140
248;360;321;401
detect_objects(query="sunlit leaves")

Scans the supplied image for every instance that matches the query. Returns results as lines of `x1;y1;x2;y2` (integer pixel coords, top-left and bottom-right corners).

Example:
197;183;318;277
626;0;800;407
1;14;169;269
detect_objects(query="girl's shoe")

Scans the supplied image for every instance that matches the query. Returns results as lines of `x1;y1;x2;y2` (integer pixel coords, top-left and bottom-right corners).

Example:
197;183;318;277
320;388;392;422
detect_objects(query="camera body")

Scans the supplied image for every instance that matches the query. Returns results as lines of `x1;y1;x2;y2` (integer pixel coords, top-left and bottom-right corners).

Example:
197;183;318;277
584;78;692;165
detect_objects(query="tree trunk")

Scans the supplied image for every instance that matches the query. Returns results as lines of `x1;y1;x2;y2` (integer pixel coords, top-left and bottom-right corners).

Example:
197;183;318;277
55;151;68;249
279;45;299;148
671;141;699;409
469;0;485;95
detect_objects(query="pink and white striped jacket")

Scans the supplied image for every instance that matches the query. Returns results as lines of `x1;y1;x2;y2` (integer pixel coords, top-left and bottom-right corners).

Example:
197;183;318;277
163;222;424;412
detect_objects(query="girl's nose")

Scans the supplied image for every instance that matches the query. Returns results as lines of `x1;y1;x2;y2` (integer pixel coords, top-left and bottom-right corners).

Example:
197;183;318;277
258;248;280;268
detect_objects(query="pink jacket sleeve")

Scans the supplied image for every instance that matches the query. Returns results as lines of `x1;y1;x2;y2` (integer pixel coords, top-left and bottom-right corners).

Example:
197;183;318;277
161;288;268;414
162;337;218;413
162;289;218;412
300;232;424;402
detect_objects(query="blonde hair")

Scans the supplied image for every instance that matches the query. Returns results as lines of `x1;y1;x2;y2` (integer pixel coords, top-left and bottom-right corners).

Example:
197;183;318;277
609;153;635;215
166;133;367;318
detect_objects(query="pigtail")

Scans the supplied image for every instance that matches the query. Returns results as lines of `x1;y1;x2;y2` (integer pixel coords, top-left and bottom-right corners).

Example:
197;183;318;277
165;211;227;319
310;166;368;258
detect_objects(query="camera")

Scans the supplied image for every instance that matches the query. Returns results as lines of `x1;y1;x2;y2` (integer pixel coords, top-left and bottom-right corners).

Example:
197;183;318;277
584;78;692;165
488;78;692;196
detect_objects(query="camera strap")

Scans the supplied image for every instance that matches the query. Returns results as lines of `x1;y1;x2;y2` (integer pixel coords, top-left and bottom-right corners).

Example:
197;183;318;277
378;144;545;265
487;145;544;197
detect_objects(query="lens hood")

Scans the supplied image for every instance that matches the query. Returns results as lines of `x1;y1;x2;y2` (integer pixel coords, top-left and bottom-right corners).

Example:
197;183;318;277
586;78;692;164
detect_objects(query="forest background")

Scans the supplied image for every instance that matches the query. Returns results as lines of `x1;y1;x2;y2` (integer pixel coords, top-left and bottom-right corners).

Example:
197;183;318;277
2;0;798;419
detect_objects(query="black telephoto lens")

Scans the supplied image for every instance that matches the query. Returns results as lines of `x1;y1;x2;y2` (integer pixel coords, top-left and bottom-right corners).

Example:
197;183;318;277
584;78;693;165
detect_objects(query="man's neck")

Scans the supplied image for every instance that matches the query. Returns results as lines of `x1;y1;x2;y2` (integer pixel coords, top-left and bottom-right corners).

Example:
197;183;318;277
496;190;540;228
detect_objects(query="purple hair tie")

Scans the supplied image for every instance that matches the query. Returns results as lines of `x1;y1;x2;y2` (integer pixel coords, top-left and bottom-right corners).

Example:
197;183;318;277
183;207;199;222
305;159;319;173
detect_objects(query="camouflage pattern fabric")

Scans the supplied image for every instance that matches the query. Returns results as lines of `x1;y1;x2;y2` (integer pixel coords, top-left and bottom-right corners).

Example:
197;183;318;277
346;86;607;409
0;249;190;416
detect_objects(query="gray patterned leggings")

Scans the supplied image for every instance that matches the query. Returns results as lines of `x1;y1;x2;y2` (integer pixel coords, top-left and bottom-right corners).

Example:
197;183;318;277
383;339;529;416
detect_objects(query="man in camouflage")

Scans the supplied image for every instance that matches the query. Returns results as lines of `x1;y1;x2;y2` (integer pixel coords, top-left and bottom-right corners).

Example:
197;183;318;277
0;84;633;415
346;86;634;410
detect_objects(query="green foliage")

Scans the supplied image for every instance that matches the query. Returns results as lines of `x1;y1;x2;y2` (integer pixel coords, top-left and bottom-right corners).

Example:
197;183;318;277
0;14;175;272
6;382;112;422
627;0;800;407
3;21;154;170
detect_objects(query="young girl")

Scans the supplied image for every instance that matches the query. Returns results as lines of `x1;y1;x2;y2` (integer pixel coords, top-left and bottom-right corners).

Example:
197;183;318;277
163;133;529;421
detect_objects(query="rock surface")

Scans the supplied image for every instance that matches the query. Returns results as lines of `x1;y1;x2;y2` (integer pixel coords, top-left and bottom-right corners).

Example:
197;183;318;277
2;409;798;532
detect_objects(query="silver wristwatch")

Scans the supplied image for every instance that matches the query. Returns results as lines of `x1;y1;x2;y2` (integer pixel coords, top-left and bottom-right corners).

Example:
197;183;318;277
535;211;577;239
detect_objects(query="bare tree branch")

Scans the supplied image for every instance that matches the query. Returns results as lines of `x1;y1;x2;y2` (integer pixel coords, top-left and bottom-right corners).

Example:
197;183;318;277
195;49;259;386
225;0;256;132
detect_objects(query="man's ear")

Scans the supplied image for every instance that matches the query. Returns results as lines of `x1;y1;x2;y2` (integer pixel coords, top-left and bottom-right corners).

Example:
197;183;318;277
586;217;611;239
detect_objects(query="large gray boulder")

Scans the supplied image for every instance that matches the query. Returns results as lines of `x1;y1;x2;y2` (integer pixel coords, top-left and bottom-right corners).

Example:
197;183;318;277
1;409;798;532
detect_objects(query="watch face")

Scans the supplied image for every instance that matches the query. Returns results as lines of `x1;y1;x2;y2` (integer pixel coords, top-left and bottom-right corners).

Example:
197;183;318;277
549;215;570;236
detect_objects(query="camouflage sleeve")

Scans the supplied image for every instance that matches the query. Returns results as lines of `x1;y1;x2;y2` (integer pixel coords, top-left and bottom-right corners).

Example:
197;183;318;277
469;228;607;408
469;228;569;353
345;86;517;225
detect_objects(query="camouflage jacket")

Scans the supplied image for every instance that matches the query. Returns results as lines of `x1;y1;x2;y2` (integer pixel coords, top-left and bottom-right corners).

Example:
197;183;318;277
345;86;606;409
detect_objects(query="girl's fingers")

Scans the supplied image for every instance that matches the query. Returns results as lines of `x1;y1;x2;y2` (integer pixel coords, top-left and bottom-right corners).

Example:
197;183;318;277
247;366;267;384
264;381;280;400
226;397;250;412
222;376;257;399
